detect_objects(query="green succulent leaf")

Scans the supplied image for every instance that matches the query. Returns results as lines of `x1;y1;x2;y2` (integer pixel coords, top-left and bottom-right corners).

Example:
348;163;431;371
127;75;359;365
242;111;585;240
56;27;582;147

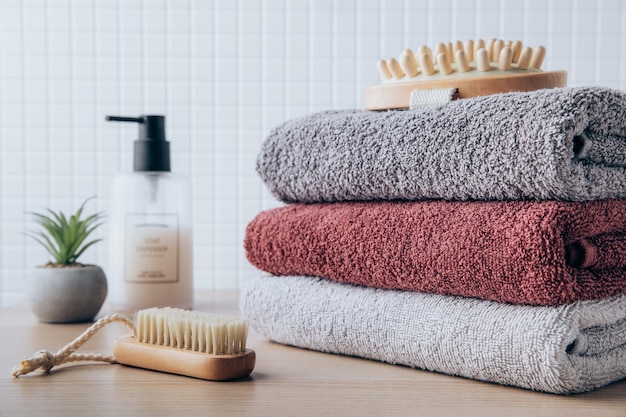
26;197;105;266
71;238;103;263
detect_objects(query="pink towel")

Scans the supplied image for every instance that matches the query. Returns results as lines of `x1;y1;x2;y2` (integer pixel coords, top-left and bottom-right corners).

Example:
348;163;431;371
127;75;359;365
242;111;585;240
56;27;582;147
244;200;626;306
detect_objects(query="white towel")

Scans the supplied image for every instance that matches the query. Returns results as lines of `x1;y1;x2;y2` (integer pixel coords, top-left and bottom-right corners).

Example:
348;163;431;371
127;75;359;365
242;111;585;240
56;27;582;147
241;275;626;394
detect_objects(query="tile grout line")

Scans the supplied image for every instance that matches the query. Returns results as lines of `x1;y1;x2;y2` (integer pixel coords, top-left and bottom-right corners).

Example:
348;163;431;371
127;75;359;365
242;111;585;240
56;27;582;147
22;1;29;214
93;0;101;264
451;0;457;41
165;0;170;127
621;0;626;90
474;0;479;40
235;0;241;289
188;0;196;287
284;0;290;119
116;0;123;174
593;2;601;86
142;0;147;115
546;0;553;70
69;0;75;207
212;0;218;289
237;0;243;287
330;0;339;109
355;0;361;107
44;0;51;211
570;0;578;85
20;0;27;284
307;0;313;124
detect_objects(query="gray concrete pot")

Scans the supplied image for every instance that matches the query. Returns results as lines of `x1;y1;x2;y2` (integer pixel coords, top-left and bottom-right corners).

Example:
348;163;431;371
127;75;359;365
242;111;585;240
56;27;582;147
28;265;108;323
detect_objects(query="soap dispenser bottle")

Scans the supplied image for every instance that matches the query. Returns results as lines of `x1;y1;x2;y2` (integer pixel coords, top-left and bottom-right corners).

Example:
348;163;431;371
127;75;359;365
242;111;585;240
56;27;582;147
106;115;193;311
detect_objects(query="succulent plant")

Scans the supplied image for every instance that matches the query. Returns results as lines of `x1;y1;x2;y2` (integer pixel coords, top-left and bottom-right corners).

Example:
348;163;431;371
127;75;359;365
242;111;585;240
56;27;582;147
27;197;104;266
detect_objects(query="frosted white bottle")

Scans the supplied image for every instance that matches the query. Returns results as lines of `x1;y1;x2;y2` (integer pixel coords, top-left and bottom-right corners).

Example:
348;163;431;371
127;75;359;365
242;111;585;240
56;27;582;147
106;115;193;311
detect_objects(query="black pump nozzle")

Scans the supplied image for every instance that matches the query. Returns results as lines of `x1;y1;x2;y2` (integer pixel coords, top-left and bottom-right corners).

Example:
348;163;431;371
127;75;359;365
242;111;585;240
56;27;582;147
106;115;170;172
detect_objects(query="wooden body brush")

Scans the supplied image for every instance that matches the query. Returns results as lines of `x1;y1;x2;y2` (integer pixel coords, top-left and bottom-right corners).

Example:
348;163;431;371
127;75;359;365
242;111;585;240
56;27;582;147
365;38;567;110
12;307;255;381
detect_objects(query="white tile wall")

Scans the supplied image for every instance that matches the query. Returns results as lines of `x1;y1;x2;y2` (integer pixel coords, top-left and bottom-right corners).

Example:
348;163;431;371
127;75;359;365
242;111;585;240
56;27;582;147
1;0;625;306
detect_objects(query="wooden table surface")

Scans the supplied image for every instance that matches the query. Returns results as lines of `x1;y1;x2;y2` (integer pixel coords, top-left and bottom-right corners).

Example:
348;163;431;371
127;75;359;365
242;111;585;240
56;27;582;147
2;291;625;417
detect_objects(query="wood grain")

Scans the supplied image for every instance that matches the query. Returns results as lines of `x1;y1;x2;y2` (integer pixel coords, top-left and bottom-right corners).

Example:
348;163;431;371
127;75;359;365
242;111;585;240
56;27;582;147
2;290;625;417
364;70;567;110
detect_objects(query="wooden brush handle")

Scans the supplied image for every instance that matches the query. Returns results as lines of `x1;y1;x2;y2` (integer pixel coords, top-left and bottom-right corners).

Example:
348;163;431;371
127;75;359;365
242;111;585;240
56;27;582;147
113;335;256;381
364;70;567;110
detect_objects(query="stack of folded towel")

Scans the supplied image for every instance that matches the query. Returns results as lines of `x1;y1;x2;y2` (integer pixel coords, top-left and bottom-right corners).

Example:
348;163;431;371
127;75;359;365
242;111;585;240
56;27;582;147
241;87;626;394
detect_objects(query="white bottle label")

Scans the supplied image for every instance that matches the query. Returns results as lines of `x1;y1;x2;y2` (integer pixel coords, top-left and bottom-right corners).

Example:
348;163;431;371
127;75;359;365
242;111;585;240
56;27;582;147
125;213;179;283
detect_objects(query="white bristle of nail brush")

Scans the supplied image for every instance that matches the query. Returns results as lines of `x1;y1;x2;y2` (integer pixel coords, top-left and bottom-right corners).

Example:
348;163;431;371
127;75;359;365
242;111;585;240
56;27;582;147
134;307;248;355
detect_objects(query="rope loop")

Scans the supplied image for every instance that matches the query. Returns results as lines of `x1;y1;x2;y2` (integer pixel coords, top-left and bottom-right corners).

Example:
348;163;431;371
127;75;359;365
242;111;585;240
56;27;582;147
11;350;56;376
11;314;135;377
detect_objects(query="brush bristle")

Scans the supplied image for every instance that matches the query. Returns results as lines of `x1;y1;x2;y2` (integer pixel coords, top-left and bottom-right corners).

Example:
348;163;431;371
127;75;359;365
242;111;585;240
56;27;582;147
378;38;548;81
134;307;248;355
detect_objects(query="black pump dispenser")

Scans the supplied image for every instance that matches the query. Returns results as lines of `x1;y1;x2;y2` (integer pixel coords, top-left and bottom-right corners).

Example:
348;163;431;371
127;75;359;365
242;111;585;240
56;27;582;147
106;115;171;172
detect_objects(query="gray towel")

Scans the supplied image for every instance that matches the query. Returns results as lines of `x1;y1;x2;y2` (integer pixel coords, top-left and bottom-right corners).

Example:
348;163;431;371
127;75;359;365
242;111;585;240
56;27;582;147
257;87;626;203
241;275;626;394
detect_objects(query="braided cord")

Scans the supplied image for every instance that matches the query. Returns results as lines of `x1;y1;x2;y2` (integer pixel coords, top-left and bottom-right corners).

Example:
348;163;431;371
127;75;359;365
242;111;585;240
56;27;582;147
11;314;135;377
